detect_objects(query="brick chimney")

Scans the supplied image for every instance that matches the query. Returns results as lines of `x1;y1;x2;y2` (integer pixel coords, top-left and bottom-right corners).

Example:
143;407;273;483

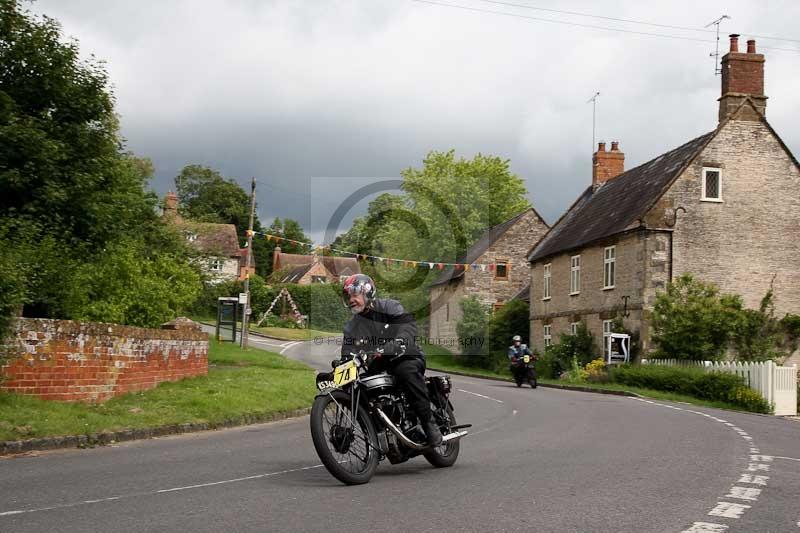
719;34;766;122
162;191;181;222
592;141;625;189
272;246;282;272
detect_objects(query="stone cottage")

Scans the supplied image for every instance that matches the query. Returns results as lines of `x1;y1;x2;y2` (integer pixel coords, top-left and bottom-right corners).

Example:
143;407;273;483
162;192;255;282
429;208;549;349
527;35;800;359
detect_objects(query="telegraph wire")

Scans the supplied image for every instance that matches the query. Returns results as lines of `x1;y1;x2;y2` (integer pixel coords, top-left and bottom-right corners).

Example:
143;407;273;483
409;0;800;53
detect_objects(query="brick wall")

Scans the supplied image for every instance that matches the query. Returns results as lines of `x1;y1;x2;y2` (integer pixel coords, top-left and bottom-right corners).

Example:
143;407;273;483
1;318;208;402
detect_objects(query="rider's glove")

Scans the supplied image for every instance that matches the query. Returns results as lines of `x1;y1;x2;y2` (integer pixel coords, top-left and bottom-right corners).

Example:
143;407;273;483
381;338;406;358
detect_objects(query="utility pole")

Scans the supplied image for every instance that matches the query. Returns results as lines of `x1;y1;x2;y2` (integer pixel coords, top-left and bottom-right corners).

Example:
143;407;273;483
241;177;256;350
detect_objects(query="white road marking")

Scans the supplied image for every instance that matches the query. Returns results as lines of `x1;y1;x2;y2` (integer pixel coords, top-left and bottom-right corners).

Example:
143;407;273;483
774;456;800;463
737;474;769;486
724;487;761;501
708;502;751;518
0;464;325;517
280;341;303;354
682;522;729;532
750;455;773;462
747;463;770;472
456;388;504;404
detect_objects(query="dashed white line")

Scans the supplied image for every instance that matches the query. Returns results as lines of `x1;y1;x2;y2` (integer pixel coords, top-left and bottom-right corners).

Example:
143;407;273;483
682;522;729;532
456;388;504;404
708;502;751;519
737;474;769;485
724;487;761;501
774;456;800;463
0;464;325;517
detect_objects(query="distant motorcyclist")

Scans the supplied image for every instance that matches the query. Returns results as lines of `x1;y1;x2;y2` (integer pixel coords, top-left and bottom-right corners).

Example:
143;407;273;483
508;335;537;388
339;274;442;446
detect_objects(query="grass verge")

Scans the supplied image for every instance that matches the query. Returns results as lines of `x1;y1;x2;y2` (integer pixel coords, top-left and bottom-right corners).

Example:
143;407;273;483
424;345;763;414
0;338;317;442
190;316;338;342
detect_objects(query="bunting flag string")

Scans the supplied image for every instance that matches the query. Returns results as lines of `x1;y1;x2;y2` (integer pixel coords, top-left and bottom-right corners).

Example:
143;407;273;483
260;231;510;271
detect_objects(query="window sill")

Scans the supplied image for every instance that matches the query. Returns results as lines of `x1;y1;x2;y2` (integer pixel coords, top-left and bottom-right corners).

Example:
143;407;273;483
602;286;615;291
569;292;580;296
700;198;723;203
541;297;551;302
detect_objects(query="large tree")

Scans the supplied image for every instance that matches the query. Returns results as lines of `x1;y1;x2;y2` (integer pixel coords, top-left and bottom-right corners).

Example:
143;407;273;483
0;1;201;327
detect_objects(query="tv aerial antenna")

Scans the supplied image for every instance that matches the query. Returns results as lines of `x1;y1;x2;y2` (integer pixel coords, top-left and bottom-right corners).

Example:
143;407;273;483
706;15;731;75
586;91;600;154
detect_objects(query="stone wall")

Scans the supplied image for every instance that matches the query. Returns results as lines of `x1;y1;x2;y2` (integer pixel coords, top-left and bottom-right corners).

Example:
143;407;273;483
529;232;647;353
656;119;800;317
1;318;208;402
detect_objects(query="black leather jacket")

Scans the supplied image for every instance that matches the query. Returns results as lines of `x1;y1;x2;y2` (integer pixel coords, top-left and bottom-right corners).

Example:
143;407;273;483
340;298;424;360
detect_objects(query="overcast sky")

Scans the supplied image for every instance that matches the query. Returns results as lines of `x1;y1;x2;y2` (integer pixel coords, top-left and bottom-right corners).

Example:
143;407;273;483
32;0;800;243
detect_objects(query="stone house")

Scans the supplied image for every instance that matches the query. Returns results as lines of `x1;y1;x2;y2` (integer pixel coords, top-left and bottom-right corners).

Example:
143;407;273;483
527;36;800;360
162;192;255;283
272;246;360;284
429;208;549;349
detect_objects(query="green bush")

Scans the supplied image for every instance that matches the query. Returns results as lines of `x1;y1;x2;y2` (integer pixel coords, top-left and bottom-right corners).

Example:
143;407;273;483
651;274;742;360
609;365;771;413
455;296;490;368
486;299;530;371
534;350;560;379
546;322;597;375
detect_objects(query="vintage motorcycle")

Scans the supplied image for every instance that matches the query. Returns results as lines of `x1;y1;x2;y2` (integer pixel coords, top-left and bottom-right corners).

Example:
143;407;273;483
511;353;537;388
310;351;469;485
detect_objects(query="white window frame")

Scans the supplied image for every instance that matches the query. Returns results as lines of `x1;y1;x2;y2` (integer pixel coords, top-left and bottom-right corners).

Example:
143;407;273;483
186;232;198;242
208;258;224;272
570;322;579;335
570;255;581;295
701;167;723;202
603;246;616;290
543;325;552;347
602;320;613;356
542;263;551;300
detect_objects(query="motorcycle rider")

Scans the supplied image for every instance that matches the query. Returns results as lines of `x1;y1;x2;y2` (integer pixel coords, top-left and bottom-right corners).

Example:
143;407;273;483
508;335;534;380
339;274;443;446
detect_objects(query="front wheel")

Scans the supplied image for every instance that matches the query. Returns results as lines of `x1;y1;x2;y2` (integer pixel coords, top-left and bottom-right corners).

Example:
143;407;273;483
423;405;460;468
310;390;379;485
528;368;537;389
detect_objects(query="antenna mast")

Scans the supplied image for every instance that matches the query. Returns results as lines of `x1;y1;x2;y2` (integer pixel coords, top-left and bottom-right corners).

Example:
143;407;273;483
706;15;731;75
587;92;600;154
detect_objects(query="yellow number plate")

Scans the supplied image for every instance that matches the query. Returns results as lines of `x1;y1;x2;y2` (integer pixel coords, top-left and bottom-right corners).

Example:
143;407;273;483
333;360;357;387
523;355;531;364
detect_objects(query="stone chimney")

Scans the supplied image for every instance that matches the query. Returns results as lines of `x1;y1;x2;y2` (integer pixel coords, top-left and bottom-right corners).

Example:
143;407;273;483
719;34;766;122
272;246;282;272
592;141;625;189
162;191;181;222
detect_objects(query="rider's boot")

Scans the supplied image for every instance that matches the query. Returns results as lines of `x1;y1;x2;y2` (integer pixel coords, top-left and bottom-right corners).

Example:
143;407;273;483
421;418;443;447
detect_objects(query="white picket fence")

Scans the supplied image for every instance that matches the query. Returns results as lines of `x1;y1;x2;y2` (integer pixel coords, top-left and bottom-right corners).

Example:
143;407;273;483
641;359;798;416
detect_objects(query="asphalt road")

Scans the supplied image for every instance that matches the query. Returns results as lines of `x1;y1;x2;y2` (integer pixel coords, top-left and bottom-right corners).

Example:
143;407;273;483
1;335;799;533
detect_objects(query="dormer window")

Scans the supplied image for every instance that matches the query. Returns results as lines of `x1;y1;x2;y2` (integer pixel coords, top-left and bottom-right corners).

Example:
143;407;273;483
702;168;722;202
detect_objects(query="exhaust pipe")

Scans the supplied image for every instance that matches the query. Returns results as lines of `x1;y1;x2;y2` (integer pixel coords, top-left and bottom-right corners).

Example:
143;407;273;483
375;408;468;451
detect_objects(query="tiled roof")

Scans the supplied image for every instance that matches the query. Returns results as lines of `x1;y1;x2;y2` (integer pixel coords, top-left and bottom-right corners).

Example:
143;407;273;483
280;264;313;283
513;283;530;303
528;131;716;262
183;222;242;258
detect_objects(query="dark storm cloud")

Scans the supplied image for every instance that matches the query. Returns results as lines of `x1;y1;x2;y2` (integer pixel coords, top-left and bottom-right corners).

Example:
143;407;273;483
32;0;800;242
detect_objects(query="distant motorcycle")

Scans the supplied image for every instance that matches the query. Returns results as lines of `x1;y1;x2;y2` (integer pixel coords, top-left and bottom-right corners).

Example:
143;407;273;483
311;351;470;485
511;354;537;388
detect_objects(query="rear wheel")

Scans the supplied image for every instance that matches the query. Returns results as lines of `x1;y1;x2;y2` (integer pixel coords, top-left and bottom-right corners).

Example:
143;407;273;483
423;405;460;468
310;390;379;485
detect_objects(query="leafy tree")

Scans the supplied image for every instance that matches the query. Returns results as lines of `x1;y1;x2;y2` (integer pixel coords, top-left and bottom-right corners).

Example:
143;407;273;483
0;1;202;326
486;299;530;369
651;274;743;361
455;296;490;367
731;289;787;361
